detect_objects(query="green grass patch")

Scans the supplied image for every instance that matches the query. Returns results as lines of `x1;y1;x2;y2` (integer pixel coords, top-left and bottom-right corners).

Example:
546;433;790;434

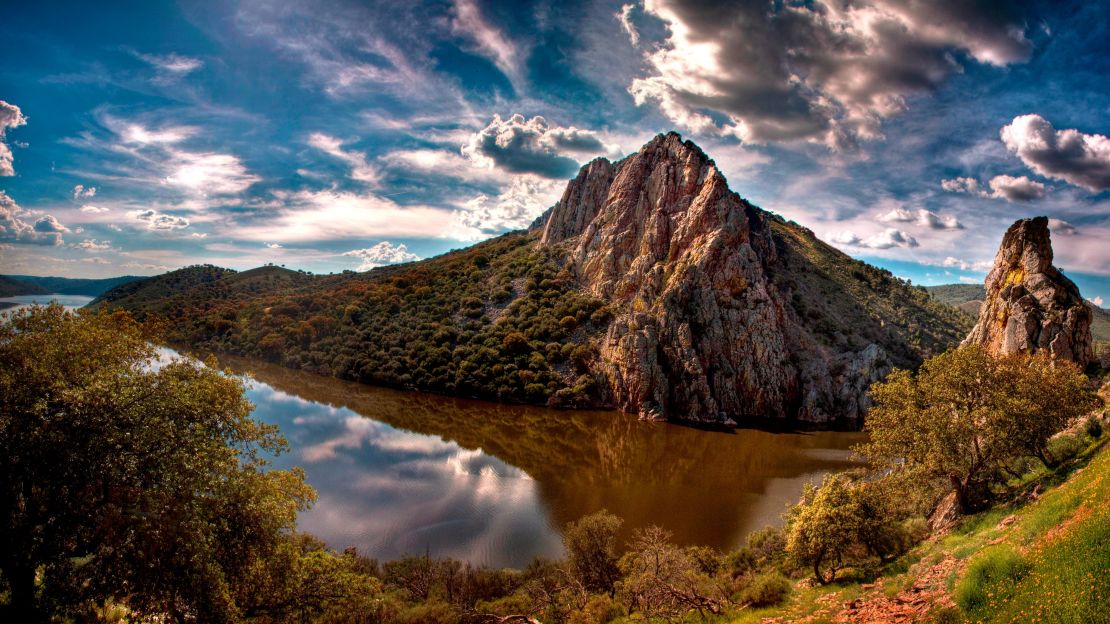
954;545;1029;614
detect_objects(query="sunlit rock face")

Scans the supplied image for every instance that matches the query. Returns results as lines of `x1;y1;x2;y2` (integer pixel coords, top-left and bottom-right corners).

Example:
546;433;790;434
538;132;888;425
963;216;1093;365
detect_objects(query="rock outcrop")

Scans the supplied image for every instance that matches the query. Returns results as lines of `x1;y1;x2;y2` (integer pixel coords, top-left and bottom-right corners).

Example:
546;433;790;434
537;133;895;425
963;216;1093;365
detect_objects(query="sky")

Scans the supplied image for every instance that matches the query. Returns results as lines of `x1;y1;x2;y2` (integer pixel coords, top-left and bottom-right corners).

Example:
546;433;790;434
0;0;1108;304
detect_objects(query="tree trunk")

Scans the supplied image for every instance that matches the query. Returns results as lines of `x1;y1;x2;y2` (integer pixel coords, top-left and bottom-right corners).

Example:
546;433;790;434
8;563;41;624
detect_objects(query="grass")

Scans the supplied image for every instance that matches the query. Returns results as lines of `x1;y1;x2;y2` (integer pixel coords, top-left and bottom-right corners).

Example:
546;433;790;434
722;434;1110;623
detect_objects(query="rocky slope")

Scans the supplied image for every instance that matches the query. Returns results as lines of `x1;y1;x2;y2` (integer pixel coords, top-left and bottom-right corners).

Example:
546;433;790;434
963;217;1093;365
95;133;967;428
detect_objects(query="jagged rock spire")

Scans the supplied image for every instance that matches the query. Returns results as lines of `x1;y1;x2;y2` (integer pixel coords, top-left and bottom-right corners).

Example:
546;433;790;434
963;216;1093;365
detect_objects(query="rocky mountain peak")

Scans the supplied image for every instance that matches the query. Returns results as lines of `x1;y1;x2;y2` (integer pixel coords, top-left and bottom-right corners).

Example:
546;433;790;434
534;132;891;424
963;216;1093;365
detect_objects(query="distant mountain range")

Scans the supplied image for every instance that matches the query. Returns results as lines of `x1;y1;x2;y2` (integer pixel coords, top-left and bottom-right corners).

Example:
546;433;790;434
94;133;969;428
925;283;1110;343
0;274;143;297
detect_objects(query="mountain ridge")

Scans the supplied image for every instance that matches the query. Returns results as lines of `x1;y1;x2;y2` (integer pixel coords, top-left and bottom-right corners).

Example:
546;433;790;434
94;132;969;428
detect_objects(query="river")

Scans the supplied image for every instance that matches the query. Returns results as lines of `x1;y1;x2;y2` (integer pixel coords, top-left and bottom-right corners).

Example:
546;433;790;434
214;353;866;568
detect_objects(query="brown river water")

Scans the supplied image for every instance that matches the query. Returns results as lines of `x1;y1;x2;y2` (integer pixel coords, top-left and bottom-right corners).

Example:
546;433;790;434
212;352;866;568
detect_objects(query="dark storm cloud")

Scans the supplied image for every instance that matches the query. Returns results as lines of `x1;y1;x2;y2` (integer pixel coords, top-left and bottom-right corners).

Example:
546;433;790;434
630;0;1034;149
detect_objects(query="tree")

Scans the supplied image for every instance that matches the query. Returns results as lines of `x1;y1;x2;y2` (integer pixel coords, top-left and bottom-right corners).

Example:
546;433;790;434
785;474;869;584
0;305;315;622
617;526;730;620
563;510;623;596
859;345;1096;513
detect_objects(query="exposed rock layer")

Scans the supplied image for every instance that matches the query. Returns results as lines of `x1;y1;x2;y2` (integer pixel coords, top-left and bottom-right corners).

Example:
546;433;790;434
963;217;1093;365
538;133;894;424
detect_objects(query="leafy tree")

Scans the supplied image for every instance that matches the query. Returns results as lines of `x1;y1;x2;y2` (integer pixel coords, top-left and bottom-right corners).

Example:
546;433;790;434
0;305;314;622
563;510;623;596
785;474;870;584
858;346;1096;512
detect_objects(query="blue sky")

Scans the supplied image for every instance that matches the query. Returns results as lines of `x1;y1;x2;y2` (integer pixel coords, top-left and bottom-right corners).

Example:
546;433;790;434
1;0;1108;304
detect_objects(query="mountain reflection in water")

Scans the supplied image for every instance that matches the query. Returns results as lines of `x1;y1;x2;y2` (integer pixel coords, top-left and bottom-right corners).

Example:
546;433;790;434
218;353;866;568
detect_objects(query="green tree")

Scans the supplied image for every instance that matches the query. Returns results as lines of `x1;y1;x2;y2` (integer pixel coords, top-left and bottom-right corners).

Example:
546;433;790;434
0;305;314;622
858;346;1096;512
785;474;870;584
564;510;623;596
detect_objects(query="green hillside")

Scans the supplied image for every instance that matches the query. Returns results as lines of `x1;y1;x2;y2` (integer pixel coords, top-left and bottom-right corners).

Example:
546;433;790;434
0;275;49;297
1;274;143;297
96;218;969;412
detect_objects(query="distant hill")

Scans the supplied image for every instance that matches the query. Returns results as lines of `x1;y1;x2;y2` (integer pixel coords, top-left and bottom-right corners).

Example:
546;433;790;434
3;274;144;297
96;133;969;428
0;275;50;297
926;283;1110;343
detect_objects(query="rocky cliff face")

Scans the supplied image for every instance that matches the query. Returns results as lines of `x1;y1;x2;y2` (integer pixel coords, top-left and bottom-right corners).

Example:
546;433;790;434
537;133;894;425
963;217;1093;365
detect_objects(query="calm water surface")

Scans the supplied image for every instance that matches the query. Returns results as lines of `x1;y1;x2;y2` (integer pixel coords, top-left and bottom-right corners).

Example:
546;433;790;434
213;354;866;568
0;294;94;312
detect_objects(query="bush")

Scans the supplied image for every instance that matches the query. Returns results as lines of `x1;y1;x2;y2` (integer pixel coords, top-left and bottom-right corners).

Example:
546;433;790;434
931;606;963;624
568;593;623;624
1045;432;1087;466
740;572;792;607
564;511;623;595
1086;415;1103;439
954;546;1029;613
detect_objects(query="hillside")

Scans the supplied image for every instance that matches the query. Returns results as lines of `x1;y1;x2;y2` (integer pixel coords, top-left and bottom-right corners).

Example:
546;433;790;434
2;274;143;297
0;275;49;297
97;133;967;427
928;283;1110;344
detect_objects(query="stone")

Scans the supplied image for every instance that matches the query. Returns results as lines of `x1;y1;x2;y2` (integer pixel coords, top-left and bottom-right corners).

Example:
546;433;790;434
963;216;1094;365
538;132;891;425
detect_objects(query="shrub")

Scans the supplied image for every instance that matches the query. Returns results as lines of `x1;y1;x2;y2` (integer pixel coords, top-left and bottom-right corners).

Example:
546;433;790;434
740;572;792;607
1085;415;1103;439
954;546;1029;613
568;593;623;624
564;511;623;595
931;606;963;624
1045;432;1086;466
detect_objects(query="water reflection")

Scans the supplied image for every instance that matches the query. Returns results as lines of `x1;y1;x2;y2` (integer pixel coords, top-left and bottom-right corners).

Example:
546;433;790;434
216;353;866;568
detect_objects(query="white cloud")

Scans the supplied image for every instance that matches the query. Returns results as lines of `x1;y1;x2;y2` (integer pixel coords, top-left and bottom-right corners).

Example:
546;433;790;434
450;0;523;89
629;1;1033;150
878;207;961;229
941;256;993;272
163;150;260;195
79;204;110;213
617;4;640;47
234;189;457;242
0;100;28;176
265;242;282;249
71;238;112;252
941;176;982;195
308;133;380;186
987;174;1046;201
72;184;97;199
941;173;1047;201
1001;114;1110;191
462;114;621;178
135;52;203;75
450;177;564;239
862;228;919;249
0;191;65;245
1088;296;1104;308
130;209;190;230
343;241;421;271
829;228;919;250
1048;218;1078;236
